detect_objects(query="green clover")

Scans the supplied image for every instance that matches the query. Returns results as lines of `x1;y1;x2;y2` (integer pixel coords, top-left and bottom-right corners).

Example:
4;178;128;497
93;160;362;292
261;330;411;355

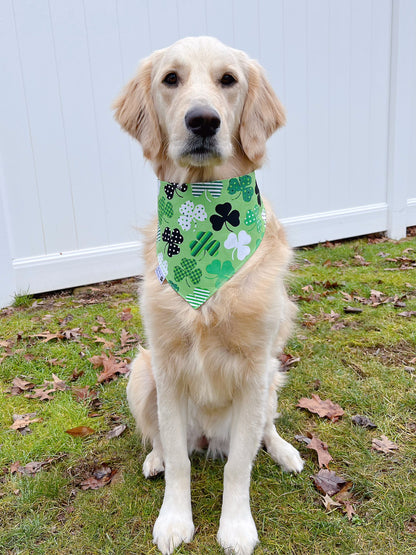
206;259;235;288
227;174;253;202
190;231;220;257
158;196;173;222
173;258;202;285
245;205;264;232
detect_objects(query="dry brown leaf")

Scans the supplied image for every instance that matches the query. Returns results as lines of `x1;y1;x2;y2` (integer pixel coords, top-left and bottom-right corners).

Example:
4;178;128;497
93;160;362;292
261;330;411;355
10;377;35;395
118;308;133;321
65;426;95;438
311;469;347;496
297;394;344;422
94;337;115;349
10;413;41;432
91;353;129;383
278;352;301;371
106;424;127;439
80;466;118;490
372;435;399;454
306;435;333;468
321;493;342;511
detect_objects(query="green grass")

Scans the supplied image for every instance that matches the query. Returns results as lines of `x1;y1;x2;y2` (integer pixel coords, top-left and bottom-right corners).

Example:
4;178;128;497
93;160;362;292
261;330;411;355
1;238;416;554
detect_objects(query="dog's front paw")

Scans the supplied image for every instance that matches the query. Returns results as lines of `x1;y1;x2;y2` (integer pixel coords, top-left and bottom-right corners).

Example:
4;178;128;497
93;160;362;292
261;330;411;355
273;441;304;473
217;515;258;555
153;506;194;555
143;449;164;478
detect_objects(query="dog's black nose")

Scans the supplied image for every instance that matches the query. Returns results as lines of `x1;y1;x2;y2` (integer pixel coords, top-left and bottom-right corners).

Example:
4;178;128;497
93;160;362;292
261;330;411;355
185;107;221;138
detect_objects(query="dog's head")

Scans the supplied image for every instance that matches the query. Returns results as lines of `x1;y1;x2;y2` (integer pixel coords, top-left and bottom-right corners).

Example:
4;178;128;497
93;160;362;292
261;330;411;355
113;37;285;174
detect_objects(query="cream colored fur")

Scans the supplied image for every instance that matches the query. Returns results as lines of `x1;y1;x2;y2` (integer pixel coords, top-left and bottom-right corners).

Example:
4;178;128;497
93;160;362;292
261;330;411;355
114;36;303;555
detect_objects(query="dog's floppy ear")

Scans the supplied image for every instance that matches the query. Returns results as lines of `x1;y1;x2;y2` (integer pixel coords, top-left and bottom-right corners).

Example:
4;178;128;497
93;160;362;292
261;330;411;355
113;58;162;160
240;61;286;164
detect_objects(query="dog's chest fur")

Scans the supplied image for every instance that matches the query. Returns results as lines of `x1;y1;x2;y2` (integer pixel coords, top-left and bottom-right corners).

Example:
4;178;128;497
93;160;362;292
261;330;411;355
140;204;291;411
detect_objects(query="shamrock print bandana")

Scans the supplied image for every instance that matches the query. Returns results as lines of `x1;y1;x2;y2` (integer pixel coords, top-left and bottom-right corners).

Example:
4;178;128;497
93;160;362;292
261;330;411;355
156;172;266;309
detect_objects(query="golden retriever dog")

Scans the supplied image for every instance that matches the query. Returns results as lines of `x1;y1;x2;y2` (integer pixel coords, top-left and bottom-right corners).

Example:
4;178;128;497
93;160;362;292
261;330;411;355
114;36;304;555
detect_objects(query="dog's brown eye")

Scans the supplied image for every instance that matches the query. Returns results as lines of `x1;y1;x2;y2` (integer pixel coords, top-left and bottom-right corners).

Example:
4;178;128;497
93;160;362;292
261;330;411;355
220;73;236;86
163;72;178;86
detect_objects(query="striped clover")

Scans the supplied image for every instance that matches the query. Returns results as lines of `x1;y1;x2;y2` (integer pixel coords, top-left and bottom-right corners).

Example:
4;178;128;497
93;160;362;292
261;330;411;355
173;258;202;285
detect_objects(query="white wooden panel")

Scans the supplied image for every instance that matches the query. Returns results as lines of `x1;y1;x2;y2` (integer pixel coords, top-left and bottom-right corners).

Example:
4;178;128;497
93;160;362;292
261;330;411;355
49;0;108;248
83;0;137;244
0;0;45;258
205;0;235;45
232;0;260;59
12;0;77;253
176;0;207;38
0;158;15;307
387;0;416;237
281;0;309;218
147;0;180;50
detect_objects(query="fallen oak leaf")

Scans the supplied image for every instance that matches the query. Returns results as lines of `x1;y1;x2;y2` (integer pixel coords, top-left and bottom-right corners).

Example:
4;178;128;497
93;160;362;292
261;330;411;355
90;353;130;383
65;426;95;438
311;469;347;496
9;377;35;395
321;493;342;511
10;413;41;431
30;332;64;343
118;307;133;321
25;387;55;401
297;394;344;422
306;434;334;468
372;435;399;454
51;373;68;391
94;336;115;349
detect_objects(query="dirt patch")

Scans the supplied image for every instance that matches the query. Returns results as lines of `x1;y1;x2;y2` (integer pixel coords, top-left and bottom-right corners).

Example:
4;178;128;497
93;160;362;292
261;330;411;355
363;341;415;367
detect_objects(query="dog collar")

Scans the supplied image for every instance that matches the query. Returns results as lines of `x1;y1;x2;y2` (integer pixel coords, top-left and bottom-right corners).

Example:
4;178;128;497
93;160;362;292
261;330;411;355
155;171;266;309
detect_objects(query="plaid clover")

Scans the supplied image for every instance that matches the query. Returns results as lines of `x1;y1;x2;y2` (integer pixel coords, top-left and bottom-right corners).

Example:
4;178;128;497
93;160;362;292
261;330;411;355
227;174;254;202
158;196;173;222
174;258;202;285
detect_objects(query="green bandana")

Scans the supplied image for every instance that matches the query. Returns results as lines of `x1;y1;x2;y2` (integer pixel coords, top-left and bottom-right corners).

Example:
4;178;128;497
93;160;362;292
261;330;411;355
155;172;266;309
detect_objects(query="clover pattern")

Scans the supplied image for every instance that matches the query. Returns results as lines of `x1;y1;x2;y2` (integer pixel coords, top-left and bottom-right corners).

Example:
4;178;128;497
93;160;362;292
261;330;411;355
224;230;251;261
227;174;254;202
245;205;264;232
190;231;220;257
164;182;188;200
178;200;207;231
158;196;173;222
206;259;235;288
210;202;240;232
174;258;202;285
162;227;183;257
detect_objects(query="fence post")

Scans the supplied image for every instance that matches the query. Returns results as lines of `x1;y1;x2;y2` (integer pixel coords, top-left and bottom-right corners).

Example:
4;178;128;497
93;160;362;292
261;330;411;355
386;0;415;239
0;158;15;308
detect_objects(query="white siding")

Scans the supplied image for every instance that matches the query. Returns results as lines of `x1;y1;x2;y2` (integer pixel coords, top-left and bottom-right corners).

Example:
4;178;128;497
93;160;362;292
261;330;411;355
0;0;415;307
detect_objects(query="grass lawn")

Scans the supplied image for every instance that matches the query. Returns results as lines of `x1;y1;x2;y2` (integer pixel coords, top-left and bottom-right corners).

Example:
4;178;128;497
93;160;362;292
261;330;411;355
1;233;415;554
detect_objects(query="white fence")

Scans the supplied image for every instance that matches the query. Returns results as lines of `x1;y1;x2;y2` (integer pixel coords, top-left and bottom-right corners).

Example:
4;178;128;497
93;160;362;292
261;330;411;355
1;0;415;308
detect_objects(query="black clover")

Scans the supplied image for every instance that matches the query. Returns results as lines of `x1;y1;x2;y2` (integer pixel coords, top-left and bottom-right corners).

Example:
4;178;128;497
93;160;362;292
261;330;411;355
162;227;183;257
255;181;262;206
210;202;240;232
164;182;188;200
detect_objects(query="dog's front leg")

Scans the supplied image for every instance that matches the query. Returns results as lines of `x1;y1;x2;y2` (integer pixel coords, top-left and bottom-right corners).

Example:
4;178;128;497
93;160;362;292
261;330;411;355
217;378;267;555
152;377;194;555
